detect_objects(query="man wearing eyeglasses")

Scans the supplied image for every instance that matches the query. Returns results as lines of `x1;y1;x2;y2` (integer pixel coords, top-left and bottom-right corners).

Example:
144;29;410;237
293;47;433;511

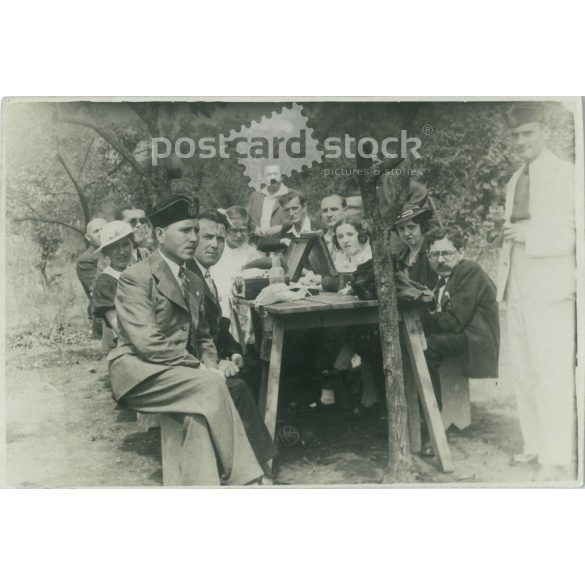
115;205;152;262
419;226;500;411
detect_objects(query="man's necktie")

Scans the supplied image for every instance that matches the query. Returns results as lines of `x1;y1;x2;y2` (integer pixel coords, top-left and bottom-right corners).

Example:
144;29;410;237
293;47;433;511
433;277;446;311
178;265;196;355
510;164;531;223
178;266;190;305
205;270;219;300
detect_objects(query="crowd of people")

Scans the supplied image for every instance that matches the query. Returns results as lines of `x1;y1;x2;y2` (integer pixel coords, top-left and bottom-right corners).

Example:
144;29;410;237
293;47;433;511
74;104;578;484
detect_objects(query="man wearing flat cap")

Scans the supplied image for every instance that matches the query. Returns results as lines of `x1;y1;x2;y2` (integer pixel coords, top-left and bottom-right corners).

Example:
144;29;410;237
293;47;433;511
498;103;576;479
108;195;264;485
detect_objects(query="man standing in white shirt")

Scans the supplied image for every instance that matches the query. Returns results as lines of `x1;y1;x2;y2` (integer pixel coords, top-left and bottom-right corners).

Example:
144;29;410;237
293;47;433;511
498;103;577;479
248;164;292;237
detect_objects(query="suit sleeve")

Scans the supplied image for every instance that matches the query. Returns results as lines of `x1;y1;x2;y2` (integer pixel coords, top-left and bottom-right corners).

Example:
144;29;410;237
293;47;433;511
92;274;116;319
421;264;488;334
115;270;200;368
194;307;219;369
217;317;242;359
76;254;98;297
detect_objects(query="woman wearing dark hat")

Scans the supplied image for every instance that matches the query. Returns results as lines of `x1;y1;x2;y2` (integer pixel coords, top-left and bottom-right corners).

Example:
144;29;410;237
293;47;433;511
393;204;438;291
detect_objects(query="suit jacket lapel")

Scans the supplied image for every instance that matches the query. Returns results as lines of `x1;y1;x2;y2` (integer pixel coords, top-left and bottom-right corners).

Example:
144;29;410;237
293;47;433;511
151;252;189;313
184;265;204;323
189;259;221;314
442;263;461;309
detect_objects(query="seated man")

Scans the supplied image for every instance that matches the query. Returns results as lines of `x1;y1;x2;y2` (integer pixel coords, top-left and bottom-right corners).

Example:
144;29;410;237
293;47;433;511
108;196;264;486
187;210;276;470
256;192;315;251
115;205;153;259
420;226;500;408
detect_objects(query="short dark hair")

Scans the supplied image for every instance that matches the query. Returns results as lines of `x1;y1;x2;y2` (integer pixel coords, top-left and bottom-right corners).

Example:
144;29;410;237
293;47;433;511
321;194;346;208
115;205;144;220
426;226;466;251
199;209;230;230
332;217;369;249
225;206;249;222
278;191;306;208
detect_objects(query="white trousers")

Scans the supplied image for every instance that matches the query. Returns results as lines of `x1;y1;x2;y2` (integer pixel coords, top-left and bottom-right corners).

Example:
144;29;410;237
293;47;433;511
506;299;576;465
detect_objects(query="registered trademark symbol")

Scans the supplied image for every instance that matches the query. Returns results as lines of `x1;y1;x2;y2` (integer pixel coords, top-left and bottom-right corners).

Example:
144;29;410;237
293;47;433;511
423;124;433;135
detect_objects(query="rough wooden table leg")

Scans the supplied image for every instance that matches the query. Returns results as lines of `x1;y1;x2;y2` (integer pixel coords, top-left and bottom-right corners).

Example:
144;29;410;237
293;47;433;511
402;344;422;454
264;320;285;441
402;311;454;473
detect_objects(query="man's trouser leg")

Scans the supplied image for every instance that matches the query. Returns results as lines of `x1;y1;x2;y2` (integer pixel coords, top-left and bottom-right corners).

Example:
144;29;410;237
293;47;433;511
180;414;222;485
508;300;576;466
226;376;277;465
507;305;541;457
123;366;263;485
425;332;467;411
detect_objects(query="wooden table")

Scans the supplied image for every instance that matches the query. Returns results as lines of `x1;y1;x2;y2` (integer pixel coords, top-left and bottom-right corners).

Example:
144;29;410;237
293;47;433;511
234;292;454;473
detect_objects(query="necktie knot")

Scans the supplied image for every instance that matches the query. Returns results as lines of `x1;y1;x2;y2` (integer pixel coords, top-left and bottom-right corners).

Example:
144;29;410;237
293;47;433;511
177;265;190;301
204;270;218;300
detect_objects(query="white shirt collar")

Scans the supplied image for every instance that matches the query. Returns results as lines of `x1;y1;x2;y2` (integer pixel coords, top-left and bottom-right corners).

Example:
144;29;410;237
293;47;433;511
286;215;312;238
159;249;184;284
194;258;211;277
526;146;552;172
351;242;372;266
260;183;289;199
102;265;123;280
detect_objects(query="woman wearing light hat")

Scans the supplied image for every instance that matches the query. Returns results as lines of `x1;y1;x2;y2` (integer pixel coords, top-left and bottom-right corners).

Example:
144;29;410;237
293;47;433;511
91;221;136;350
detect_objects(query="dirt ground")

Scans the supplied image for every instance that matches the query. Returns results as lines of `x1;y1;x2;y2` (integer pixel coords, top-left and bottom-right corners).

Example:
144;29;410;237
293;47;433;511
4;326;579;487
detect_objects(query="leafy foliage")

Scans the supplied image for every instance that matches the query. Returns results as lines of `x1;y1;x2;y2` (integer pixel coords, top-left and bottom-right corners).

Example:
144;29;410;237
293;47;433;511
5;99;576;252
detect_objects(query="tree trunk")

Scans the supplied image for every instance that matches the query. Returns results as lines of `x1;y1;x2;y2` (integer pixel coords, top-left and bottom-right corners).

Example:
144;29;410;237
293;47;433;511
37;260;51;287
359;166;415;481
354;104;419;481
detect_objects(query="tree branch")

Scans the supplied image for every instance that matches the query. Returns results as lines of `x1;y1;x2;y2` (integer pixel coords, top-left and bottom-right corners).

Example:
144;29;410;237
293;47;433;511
78;137;95;180
56;112;155;189
57;153;91;226
12;216;85;235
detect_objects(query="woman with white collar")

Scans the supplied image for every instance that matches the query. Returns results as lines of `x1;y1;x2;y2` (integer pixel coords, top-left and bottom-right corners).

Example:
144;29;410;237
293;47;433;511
91;221;135;351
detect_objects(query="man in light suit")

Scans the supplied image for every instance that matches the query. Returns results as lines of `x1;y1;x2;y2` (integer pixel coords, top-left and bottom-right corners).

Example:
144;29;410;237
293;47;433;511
108;196;263;485
498;104;576;478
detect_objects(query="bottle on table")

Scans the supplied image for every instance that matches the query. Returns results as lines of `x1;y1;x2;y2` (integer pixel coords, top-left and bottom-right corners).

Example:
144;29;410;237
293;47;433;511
268;252;285;285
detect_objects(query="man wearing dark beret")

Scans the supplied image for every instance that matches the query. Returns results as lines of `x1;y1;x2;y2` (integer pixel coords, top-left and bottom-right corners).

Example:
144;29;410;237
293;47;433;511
498;103;576;480
107;196;264;485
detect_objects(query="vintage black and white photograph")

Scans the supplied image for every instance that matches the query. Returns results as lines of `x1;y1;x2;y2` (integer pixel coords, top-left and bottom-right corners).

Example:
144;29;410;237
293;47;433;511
2;98;583;487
